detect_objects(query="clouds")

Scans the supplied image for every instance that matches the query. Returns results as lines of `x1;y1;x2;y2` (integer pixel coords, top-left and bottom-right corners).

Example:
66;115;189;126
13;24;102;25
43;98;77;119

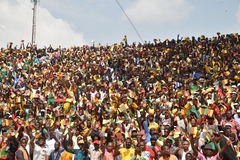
0;0;87;48
124;0;194;25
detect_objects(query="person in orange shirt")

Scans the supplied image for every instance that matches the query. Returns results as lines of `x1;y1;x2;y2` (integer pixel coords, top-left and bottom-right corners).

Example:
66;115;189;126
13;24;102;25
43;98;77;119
159;145;178;160
60;145;73;160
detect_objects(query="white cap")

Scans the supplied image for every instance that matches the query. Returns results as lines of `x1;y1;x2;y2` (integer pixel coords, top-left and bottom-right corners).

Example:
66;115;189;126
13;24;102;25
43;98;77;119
225;123;232;127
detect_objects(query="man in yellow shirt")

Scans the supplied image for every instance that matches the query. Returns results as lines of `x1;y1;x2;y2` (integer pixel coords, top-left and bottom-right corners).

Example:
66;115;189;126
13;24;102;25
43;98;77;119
114;138;135;160
60;145;73;160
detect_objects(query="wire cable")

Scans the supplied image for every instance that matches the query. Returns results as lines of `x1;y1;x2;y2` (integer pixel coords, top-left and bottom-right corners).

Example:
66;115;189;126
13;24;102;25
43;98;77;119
115;0;143;43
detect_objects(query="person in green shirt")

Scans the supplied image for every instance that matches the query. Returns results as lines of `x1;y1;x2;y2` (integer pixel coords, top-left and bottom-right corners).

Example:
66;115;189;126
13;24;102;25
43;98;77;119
62;136;88;160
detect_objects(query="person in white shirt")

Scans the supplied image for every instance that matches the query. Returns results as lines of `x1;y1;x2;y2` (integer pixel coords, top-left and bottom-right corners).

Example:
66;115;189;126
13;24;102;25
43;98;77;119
31;136;51;160
234;109;240;139
45;132;58;152
234;110;240;125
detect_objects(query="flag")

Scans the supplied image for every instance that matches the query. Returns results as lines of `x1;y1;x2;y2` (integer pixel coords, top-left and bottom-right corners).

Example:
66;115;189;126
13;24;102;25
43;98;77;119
102;119;109;125
116;120;123;124
60;120;66;129
114;126;121;133
54;98;66;103
109;106;117;113
109;118;114;124
128;99;133;105
118;103;128;112
190;84;198;93
184;103;191;109
125;132;130;138
219;103;227;115
181;109;187;115
191;127;198;136
5;119;12;126
215;86;224;99
202;129;213;133
15;97;21;103
134;121;139;127
225;86;233;93
222;79;228;85
132;139;138;146
199;107;209;115
82;128;90;136
132;102;139;109
128;90;135;98
15;132;19;139
174;129;181;135
25;121;29;127
190;105;200;118
224;71;230;76
173;133;180;138
207;109;214;117
102;126;107;133
177;90;183;96
156;139;164;146
35;132;41;139
172;109;178;115
49;119;54;126
91;118;96;125
237;141;240;154
84;111;91;117
173;129;181;138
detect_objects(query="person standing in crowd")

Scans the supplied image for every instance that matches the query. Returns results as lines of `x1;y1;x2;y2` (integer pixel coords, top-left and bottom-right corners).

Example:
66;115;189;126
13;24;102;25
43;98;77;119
190;131;232;160
49;141;64;160
15;138;30;160
174;139;193;160
100;134;114;160
87;140;103;160
130;141;150;160
115;138;135;160
31;136;50;160
222;110;240;141
62;136;88;160
159;145;178;160
220;127;238;160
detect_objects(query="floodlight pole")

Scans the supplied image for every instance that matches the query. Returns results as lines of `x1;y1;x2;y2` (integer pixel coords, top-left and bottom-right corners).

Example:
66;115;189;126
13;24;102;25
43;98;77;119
31;0;38;45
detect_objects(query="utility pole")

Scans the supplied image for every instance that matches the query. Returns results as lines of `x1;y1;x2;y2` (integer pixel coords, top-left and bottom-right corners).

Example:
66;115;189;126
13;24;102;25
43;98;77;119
31;0;38;45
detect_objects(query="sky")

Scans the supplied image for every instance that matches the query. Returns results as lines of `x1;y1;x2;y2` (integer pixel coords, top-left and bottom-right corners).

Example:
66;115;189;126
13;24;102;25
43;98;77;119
0;0;240;48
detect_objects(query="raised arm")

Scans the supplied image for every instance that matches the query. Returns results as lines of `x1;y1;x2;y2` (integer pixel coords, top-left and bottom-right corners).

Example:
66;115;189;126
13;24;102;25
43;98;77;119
189;134;199;157
114;139;121;157
144;118;149;134
29;136;35;151
62;139;76;154
82;136;89;151
100;133;105;153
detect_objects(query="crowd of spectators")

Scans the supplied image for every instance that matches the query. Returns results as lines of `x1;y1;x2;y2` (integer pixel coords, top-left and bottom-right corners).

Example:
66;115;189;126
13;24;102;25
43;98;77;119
0;32;240;160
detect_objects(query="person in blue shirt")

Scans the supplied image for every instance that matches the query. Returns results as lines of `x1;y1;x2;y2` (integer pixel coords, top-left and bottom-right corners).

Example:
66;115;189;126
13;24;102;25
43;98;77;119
144;116;157;144
62;136;88;160
49;141;64;160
